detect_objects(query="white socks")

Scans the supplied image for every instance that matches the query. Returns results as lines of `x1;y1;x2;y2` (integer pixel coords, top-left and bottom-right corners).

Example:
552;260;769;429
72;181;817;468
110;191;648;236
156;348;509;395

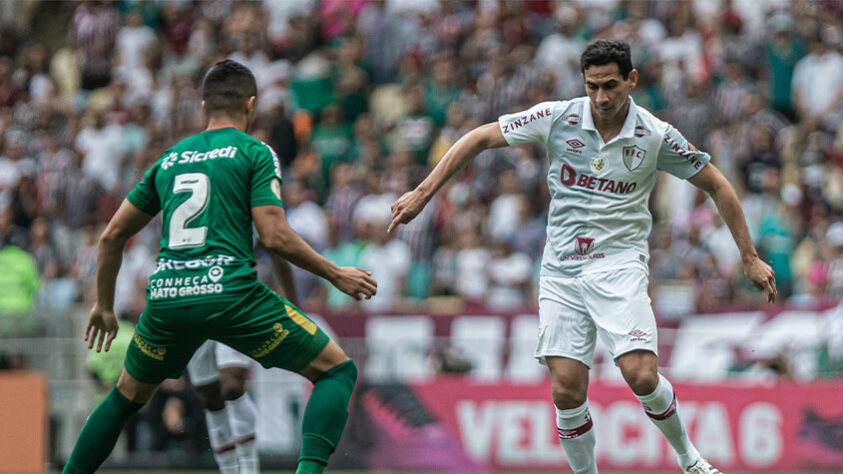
205;408;238;474
635;374;701;470
227;393;259;474
205;393;259;474
556;400;598;474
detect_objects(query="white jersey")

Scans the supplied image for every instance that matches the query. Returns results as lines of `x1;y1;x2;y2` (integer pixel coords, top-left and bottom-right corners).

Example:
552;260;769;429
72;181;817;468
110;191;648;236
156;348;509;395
498;96;710;277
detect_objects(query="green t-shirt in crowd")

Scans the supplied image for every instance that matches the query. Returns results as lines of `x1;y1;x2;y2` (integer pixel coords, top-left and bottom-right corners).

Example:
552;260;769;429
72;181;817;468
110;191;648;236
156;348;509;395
86;319;136;385
0;245;40;316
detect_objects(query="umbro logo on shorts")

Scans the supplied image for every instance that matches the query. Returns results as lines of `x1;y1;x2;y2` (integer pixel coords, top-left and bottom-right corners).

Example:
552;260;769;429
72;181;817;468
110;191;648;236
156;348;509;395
629;329;648;341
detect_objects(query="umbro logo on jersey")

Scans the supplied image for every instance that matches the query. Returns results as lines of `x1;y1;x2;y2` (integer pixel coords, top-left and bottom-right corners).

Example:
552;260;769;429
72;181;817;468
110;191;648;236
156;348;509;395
566;139;585;153
634;125;649;138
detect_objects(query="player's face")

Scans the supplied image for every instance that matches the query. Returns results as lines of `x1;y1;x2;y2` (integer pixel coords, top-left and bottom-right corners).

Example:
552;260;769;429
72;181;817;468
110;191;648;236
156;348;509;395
582;63;637;121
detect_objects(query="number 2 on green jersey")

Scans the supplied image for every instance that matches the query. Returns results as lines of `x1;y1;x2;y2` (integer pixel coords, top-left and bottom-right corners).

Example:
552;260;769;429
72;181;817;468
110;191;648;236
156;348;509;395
169;173;209;249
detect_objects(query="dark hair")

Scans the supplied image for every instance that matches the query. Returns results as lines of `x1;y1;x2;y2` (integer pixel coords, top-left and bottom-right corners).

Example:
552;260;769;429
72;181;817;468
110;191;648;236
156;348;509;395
580;39;633;79
201;59;257;116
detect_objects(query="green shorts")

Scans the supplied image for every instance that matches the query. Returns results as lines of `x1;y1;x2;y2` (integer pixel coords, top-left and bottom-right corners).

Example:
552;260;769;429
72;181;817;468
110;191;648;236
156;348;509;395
125;282;330;384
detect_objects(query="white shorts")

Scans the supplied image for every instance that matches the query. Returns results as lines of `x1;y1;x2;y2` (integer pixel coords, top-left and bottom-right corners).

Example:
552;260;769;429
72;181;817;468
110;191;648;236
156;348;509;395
186;340;252;386
536;266;658;368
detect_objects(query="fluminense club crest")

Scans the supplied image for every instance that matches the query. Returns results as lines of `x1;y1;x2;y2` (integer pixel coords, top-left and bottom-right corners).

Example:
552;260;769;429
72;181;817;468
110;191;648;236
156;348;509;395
622;145;646;172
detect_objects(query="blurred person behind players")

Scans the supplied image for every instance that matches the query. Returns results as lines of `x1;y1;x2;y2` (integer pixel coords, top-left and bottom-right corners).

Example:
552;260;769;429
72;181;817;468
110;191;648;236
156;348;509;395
186;248;299;474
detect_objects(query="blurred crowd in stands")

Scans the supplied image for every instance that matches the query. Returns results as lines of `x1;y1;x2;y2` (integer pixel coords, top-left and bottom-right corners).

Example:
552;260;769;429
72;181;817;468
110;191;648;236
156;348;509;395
0;0;842;333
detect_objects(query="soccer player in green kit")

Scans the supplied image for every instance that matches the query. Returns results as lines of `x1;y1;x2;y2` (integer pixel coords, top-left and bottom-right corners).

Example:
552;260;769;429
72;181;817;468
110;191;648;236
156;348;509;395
63;60;377;474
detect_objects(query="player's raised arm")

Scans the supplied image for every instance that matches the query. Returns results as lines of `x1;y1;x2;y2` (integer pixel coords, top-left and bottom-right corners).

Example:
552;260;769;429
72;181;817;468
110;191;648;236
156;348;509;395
389;122;508;232
688;163;778;303
252;205;377;301
86;199;155;352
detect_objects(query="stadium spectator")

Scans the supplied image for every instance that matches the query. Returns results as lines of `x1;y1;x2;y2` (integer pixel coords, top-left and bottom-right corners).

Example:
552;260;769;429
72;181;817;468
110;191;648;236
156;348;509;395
0;238;39;336
454;225;488;304
791;31;843;126
0;0;838;328
358;209;411;312
486;239;532;310
73;0;119;91
0;0;840;469
826;222;843;301
115;11;157;75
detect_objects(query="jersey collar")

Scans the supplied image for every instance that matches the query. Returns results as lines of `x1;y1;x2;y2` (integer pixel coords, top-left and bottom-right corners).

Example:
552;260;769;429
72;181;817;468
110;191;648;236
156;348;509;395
582;96;638;143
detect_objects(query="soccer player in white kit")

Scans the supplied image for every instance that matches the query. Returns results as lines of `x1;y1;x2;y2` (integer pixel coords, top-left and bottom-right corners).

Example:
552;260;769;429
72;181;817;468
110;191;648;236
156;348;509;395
187;249;299;474
389;39;777;474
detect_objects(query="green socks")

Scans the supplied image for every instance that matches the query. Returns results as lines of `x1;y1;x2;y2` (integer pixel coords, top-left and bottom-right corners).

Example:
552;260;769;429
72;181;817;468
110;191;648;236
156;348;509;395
63;361;356;474
296;459;326;474
297;359;358;470
63;385;144;474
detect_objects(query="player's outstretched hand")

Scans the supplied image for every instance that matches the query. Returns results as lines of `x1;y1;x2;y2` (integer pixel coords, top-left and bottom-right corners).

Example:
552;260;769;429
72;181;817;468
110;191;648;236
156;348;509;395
84;305;119;352
332;266;377;301
743;256;777;303
388;190;427;233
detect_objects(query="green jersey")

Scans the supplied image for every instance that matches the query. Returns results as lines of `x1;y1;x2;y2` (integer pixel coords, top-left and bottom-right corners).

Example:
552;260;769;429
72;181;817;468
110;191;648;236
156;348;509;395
126;127;284;307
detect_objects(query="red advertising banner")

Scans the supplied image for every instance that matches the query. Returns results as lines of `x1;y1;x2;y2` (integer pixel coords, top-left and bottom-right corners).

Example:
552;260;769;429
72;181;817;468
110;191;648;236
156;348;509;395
405;379;843;471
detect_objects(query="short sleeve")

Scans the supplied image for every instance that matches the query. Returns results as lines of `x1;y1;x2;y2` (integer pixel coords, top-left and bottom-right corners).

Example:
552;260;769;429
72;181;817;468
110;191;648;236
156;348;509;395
126;158;162;215
498;101;556;146
657;125;711;179
250;142;284;208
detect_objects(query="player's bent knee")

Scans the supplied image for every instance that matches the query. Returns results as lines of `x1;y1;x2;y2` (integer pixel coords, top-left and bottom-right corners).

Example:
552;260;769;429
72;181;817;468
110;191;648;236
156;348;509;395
619;365;659;395
617;351;659;395
624;371;659;395
116;368;159;404
195;382;226;411
219;380;246;401
218;367;248;401
299;339;350;382
319;358;357;388
552;385;587;409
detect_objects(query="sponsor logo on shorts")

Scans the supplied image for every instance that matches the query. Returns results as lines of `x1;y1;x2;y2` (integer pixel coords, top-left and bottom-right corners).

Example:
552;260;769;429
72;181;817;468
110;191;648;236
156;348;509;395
629;329;648;342
133;333;166;361
561;236;606;261
575;236;595;255
249;322;290;359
